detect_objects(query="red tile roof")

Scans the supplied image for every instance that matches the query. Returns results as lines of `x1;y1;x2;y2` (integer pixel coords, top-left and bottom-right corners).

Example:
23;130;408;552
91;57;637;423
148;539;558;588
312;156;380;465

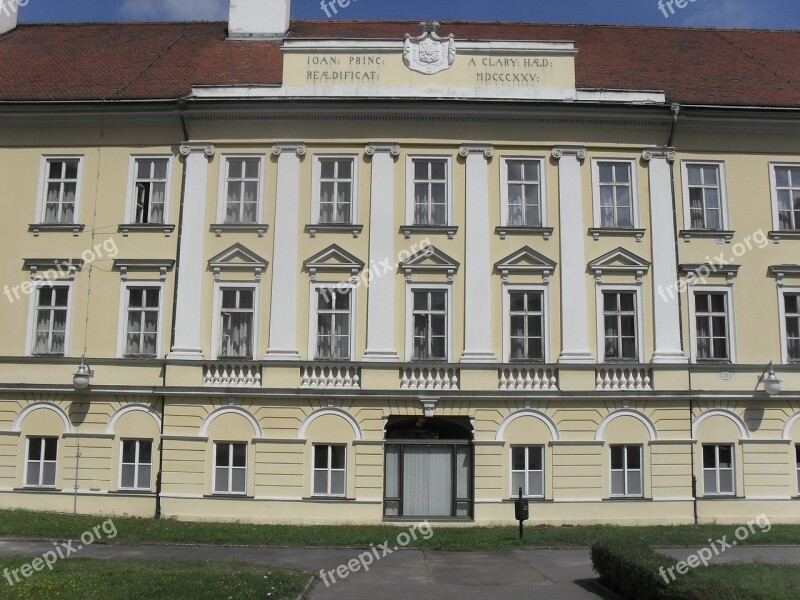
0;20;797;106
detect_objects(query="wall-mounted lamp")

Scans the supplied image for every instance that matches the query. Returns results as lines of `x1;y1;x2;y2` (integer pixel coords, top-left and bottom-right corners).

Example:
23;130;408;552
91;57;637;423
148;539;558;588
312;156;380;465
73;357;94;390
757;362;782;397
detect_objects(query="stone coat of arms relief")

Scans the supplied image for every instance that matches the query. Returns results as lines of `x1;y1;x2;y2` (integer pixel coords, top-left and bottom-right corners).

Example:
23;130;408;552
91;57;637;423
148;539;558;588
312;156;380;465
403;21;457;75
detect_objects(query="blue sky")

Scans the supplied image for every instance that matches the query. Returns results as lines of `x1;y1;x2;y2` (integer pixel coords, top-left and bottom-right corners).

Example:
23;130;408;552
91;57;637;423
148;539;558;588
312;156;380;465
16;0;800;29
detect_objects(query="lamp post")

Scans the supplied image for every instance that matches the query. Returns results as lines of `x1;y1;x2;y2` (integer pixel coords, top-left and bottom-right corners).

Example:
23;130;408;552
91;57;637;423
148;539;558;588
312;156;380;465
757;363;782;397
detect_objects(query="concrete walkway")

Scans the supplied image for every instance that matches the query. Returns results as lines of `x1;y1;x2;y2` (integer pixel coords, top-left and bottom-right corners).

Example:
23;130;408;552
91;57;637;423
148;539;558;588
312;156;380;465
0;540;612;600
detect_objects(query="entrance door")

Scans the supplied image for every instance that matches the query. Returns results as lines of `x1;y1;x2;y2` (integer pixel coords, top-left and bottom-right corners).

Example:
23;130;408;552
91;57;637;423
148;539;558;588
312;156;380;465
402;445;453;516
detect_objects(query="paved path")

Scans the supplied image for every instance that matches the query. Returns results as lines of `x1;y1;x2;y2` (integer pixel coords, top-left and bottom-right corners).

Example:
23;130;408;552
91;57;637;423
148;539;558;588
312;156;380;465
0;540;611;600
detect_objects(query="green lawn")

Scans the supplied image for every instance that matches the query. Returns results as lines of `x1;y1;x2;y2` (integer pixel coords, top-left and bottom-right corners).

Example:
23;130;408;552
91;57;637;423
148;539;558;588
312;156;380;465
1;509;799;551
683;564;800;600
0;557;310;600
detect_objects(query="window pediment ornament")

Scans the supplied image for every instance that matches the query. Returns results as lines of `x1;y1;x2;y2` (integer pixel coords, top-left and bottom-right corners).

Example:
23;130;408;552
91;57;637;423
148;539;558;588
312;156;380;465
208;243;268;281
303;244;365;282
769;265;800;287
588;247;651;284
400;245;460;282
680;263;740;285
23;258;83;279
113;259;175;282
495;246;557;283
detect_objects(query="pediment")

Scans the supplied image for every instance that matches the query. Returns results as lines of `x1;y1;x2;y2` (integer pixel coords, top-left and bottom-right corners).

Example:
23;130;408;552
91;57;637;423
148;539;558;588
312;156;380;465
208;243;268;280
303;245;365;281
399;245;460;281
588;247;650;283
495;246;557;282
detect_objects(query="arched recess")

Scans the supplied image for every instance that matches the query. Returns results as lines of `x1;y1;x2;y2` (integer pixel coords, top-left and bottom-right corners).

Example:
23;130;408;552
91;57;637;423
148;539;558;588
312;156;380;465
106;404;162;434
692;409;749;440
200;406;262;438
596;409;658;442
12;402;72;433
495;409;559;442
298;408;362;441
783;412;800;441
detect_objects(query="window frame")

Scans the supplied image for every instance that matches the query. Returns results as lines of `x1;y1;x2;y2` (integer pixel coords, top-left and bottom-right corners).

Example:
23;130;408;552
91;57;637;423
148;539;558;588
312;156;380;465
595;284;645;364
405;155;454;227
35;155;85;225
609;444;644;498
215;154;266;225
499;156;548;228
688;286;736;363
23;436;58;489
311;443;347;498
509;445;545;499
124;155;174;225
118;438;154;492
405;283;453;362
308;282;357;362
796;444;800;497
117;280;165;359
311;154;359;226
779;287;800;365
25;280;74;358
210;281;260;361
702;443;736;497
591;158;639;229
680;160;730;231
212;441;248;496
502;284;550;363
769;162;800;232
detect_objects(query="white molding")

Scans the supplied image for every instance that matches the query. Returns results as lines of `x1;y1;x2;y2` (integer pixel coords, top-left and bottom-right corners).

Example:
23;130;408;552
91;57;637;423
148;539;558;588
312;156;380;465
310;153;359;226
495;409;560;442
35;155;85;225
499;155;548;228
688;285;737;364
405;155;454;227
12;402;72;433
303;244;365;282
281;39;578;54
211;280;260;361
25;279;75;358
117;438;155;492
595;409;658;442
588;247;651;284
215;154;267;225
679;160;730;231
502;283;551;363
310;443;348;498
769;162;800;233
123;154;175;225
692;409;749;440
782;412;800;441
594;283;646;364
508;444;546;499
200;406;262;438
298;408;362;441
778;287;800;365
308;281;357;362
116;280;166;359
106;404;162;435
495;246;557;284
211;441;249;496
590;157;640;229
208;243;269;282
404;282;454;362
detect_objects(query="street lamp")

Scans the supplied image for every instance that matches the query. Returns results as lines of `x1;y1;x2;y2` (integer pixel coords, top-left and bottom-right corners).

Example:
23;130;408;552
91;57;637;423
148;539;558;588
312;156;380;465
757;362;782;397
73;356;94;390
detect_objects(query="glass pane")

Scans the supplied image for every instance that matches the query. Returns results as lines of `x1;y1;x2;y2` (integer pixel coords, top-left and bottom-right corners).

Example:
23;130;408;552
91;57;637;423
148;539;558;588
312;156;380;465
122;440;136;464
720;470;734;494
330;446;346;469
414;161;428;180
385;446;400;498
26;462;40;486
528;471;543;497
314;445;329;469
232;467;246;493
384;500;400;517
430;161;446;180
627;471;642;496
430;292;446;312
704;470;717;494
42;462;56;486
776;167;790;187
232;444;247;467
214;468;228;493
216;443;230;467
702;445;716;468
44;438;57;461
703;166;718;185
137;465;152;489
456;446;469;499
313;471;328;495
28;438;42;461
507;161;523;181
121;464;135;488
153;160;168;180
599;163;614;183
139;441;152;464
413;292;427;311
529;447;543;471
611;446;624;470
331;471;345;496
711;294;726;313
64;161;79;179
456;502;471;518
718;446;733;468
611;471;625;496
627;447;641;470
511;471;525;497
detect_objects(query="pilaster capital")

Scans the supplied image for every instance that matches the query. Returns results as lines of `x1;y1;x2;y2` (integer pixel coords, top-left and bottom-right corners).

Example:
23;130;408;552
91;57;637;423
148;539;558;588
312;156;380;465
179;143;215;158
551;146;586;161
365;142;401;157
272;142;307;157
459;144;494;159
642;147;677;163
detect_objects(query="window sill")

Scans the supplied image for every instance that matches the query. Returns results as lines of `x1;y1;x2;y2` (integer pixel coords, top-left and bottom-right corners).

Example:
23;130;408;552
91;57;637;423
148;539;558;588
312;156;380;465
111;489;154;495
14;487;60;493
401;225;458;239
503;497;552;503
118;224;176;237
204;494;252;499
699;495;741;500
694;359;733;365
495;226;554;241
210;223;269;238
305;496;351;501
122;354;159;360
30;353;65;359
605;497;651;502
589;227;646;242
305;224;364;238
29;224;85;237
769;231;800;243
383;516;474;523
679;229;735;243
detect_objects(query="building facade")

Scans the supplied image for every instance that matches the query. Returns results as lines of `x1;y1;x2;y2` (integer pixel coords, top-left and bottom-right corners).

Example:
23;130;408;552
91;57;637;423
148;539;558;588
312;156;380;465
0;1;799;525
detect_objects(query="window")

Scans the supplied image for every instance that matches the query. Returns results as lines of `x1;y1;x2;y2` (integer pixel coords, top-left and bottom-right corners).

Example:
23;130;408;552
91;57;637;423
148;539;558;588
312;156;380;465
411;159;448;226
772;165;800;231
25;437;57;488
694;292;731;361
315;288;352;360
796;445;800;496
504;159;542;227
595;161;635;228
33;285;70;356
316;158;355;224
213;442;247;495
120;440;153;491
222;157;261;224
132;158;168;224
603;291;638;361
511;446;544;498
123;287;160;357
785;293;800;362
313;444;346;497
684;163;725;230
610;445;643;497
412;290;447;360
218;289;255;358
703;444;735;496
509;291;544;361
41;158;80;224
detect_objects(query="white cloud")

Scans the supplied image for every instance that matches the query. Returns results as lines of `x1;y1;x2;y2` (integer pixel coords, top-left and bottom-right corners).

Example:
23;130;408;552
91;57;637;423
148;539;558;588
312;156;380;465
120;0;229;21
679;0;757;28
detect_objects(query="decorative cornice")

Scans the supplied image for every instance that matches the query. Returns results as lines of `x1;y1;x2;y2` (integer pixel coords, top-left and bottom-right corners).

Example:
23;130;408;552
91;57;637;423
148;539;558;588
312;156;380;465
552;146;587;161
769;265;800;287
365;142;401;157
642;147;677;163
179;143;215;157
459;144;494;158
272;142;307;157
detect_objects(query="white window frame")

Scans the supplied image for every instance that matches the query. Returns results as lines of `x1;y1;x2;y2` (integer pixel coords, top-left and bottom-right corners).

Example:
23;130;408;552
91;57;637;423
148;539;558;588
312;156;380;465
510;445;545;499
591;158;639;229
308;282;357;361
405;282;453;362
35;155;85;224
499;156;548;228
702;443;736;497
502;284;550;363
311;154;359;225
609;444;644;498
210;281;260;360
212;441;248;496
215;154;266;225
405;155;454;227
311;443;347;498
123;155;174;225
25;279;75;357
770;162;800;232
795;444;800;497
595;284;645;364
779;287;800;365
688;285;737;363
116;281;166;359
118;439;154;491
23;436;58;489
680;160;730;231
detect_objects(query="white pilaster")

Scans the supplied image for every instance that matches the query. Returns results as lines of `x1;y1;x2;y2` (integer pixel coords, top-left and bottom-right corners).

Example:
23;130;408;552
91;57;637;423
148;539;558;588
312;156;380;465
553;146;594;364
363;143;401;362
460;144;498;363
264;143;306;361
643;148;688;364
168;143;215;360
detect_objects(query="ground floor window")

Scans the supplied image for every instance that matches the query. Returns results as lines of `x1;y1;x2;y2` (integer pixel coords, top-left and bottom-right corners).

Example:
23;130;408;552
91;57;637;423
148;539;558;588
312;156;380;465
384;417;473;519
120;439;153;491
702;444;735;496
610;445;643;497
313;444;346;497
213;442;247;495
511;446;544;498
25;437;57;488
796;445;800;495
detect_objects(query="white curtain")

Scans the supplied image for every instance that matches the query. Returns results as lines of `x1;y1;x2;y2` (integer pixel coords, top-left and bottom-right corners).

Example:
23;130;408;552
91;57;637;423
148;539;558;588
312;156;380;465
403;446;452;517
